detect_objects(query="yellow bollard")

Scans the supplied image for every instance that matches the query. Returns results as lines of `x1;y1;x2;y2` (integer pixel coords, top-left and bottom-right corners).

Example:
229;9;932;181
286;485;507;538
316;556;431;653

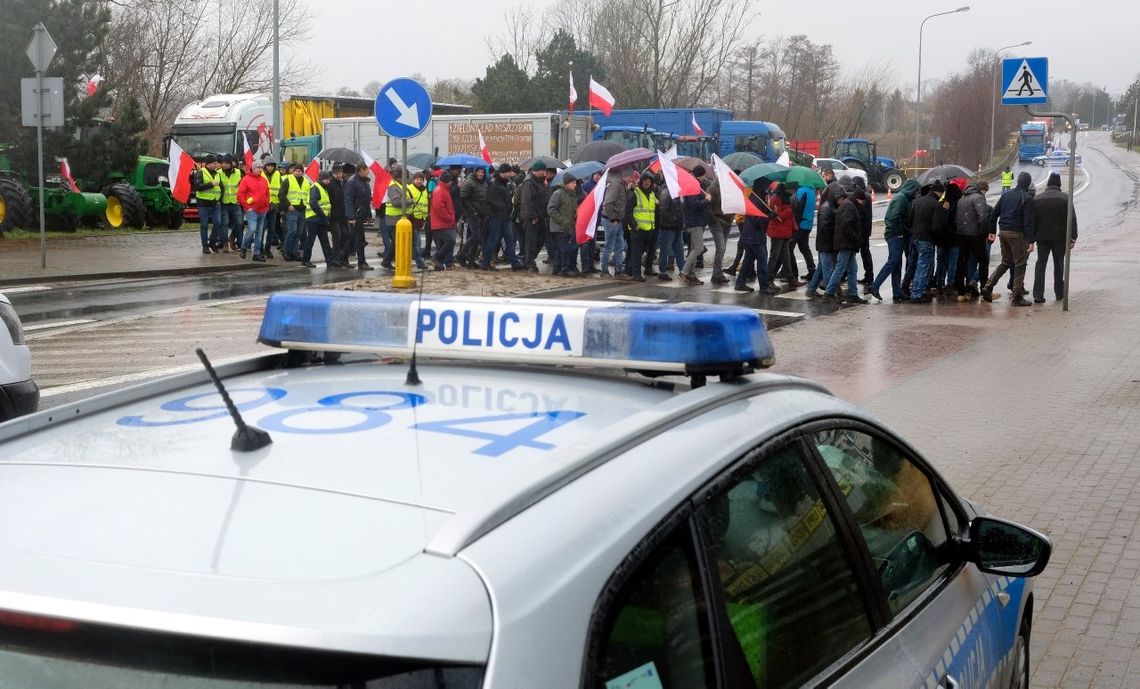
392;216;416;289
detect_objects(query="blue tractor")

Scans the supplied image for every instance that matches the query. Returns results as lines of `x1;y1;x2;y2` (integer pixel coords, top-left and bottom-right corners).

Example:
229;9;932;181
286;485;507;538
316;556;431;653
833;138;906;193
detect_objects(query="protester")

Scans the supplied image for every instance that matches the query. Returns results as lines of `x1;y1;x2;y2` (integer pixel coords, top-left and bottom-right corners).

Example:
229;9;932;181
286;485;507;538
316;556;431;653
656;180;685;281
382;166;410;270
626;172;658;281
705;176;731;285
519;162;550;273
932;181;962;293
805;182;840;298
407;172;430;270
300;171;335;269
852;177;874;284
871;179;919;302
1032;172;1077;303
279;163;310;261
764;184;799;294
194;155;222;254
825;181;868;304
430;171;460;270
982;171;1035;306
459;167;490;269
546;174;580;277
679;167;711;286
485;164;523;271
341;164;372;270
236;160;269;262
953;180;990;300
1001;166;1014;192
261;157;282;257
734;177;771;293
792;180;817;280
218;154;243;253
909;180;949;303
327;164;348;268
599;169;629;278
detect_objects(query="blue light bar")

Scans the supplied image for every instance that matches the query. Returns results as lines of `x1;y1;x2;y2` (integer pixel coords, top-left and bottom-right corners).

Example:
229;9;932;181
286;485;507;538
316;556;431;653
258;290;774;373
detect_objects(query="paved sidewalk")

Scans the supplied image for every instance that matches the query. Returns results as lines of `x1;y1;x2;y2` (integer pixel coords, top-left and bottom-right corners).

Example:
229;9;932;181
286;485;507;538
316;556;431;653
0;229;273;285
768;145;1140;687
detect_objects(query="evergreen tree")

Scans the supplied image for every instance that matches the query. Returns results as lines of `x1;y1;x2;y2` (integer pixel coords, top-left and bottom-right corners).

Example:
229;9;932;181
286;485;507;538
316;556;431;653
472;56;534;113
530;31;605;112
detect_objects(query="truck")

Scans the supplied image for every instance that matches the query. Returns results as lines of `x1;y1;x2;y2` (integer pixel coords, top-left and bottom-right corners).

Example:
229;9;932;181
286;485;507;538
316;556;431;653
571;108;786;162
1018;122;1048;161
281;113;594;169
579;108;733;143
717;121;787;163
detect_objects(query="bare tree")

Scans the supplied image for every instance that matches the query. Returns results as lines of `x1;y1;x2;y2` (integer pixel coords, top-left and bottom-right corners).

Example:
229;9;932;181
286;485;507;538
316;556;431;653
362;80;383;99
484;3;552;75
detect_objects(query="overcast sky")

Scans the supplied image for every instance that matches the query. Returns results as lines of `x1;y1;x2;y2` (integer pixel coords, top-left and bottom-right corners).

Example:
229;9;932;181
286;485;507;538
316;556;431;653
299;0;1135;98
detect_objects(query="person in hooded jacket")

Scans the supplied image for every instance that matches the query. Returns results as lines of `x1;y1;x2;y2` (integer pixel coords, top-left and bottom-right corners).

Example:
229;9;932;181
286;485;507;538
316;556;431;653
982;171;1036;305
680;169;712;286
764;184;799;294
1031;172;1076;303
430;171;459;270
484;164;523;271
825;183;868;304
851;177;874;284
546;174;580;277
734;177;772;293
656;180;685;281
871;178;920;302
805;181;841;298
908;180;949;302
933;181;963;293
953;181;990;300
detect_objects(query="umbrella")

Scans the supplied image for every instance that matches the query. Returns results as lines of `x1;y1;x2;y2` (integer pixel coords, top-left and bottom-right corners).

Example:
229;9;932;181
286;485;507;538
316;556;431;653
552;160;603;187
604;147;656;171
740;163;790;185
315;147;363;165
406;153;437;170
519;155;564;171
571;140;626;164
782;166;827;190
722;151;764;171
918;164;974;185
673;156;705;172
435;153;492;168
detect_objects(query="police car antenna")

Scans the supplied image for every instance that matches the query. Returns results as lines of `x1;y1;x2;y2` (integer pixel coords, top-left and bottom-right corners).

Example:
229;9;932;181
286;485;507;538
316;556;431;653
195;348;273;452
405;261;428;386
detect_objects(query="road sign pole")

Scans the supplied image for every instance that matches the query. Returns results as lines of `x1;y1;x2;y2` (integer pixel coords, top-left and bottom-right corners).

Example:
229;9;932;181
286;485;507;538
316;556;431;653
36;67;46;269
392;138;415;289
1026;106;1076;312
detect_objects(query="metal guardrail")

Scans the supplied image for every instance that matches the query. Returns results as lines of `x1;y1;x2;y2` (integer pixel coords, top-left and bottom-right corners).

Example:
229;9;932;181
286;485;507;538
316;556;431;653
974;140;1020;182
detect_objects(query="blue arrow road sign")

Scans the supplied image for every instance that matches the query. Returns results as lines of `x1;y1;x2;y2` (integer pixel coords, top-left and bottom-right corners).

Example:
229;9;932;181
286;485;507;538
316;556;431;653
375;77;433;139
1001;57;1048;105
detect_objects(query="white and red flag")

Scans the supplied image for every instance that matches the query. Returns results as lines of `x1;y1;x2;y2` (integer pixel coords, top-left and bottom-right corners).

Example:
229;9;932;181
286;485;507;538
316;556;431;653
304;158;320;182
59;158;80;193
478;129;493;164
712;154;766;217
691;112;705;136
588;77;615;117
85;74;103;98
359;148;395;208
243;135;254;170
167;140;195;203
658;148;701;200
568;70;578;113
575;169;610;244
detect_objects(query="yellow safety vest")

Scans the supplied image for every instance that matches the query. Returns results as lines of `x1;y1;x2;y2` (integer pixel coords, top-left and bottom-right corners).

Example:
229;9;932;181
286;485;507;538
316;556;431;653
284;175;310;207
197;168;221;201
219;169;241;204
632;188;657;230
305;182;331;220
266;169;282;196
1001;171;1014;187
385;181;407;217
408;185;429;220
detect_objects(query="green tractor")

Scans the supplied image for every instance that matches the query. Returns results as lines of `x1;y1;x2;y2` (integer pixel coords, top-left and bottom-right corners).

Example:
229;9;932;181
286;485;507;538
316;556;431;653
104;156;183;229
0;148;109;235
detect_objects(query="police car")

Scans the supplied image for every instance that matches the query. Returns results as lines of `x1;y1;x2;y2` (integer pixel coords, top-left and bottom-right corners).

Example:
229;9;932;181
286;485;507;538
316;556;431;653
0;290;1050;689
0;292;37;422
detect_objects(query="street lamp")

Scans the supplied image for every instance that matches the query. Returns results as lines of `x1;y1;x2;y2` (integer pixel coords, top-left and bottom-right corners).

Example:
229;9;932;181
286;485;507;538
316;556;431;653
272;0;281;157
915;6;970;157
990;41;1032;158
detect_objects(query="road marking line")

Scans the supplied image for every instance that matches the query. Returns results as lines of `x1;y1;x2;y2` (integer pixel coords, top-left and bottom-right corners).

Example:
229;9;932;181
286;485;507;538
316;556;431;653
1;285;51;294
39;352;264;398
755;308;805;319
774;291;813;301
24;319;96;332
607;295;668;303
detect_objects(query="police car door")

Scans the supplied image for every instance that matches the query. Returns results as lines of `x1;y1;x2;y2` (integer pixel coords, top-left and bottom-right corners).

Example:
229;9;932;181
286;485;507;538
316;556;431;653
806;423;1010;689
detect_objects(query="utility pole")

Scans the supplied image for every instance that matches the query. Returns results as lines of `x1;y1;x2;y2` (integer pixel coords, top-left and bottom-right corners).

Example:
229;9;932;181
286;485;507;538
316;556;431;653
1132;97;1138;152
915;7;971;157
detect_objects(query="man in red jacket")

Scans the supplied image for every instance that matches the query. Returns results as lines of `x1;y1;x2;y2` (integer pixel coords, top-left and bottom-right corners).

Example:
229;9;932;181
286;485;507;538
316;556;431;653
237;161;270;262
430;171;458;270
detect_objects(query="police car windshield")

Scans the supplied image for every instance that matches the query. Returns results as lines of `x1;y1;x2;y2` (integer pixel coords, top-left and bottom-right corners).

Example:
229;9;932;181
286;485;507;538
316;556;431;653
0;615;482;688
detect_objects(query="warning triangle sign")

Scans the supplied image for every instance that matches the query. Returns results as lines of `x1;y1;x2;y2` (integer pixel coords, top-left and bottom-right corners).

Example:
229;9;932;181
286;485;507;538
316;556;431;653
1004;60;1045;99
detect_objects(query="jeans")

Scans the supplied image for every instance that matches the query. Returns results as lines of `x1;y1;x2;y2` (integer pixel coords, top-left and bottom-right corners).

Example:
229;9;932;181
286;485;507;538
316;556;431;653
826;249;859;296
222;203;242;244
910;239;936;299
485;216;520;267
198;203;219;248
432;228;458;267
1033;240;1066;300
658;229;685;273
628;230;654;279
551;232;575;273
284;209;305;258
708;223;727;278
872;235;905;296
766;238;796;288
902;236;918;290
792;229;816;274
240;210;265;255
210;205;230;248
985;230;1029;296
955;235;989;295
806;252;836;293
735;242;767;289
381;220;396;265
302;220;333;263
935;245;959;288
601;218;626;274
681;226;705;276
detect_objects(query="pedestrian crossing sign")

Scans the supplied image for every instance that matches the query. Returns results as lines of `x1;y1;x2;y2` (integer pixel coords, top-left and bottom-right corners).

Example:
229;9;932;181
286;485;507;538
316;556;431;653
1002;57;1048;105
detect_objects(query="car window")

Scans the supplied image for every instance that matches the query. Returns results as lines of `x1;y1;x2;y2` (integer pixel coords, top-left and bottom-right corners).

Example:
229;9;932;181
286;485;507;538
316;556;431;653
699;444;873;689
811;428;952;616
591;527;717;689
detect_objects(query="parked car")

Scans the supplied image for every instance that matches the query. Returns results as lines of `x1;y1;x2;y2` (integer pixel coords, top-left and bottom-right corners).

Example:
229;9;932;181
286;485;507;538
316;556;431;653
0;292;38;422
812;156;870;186
1032;149;1082;166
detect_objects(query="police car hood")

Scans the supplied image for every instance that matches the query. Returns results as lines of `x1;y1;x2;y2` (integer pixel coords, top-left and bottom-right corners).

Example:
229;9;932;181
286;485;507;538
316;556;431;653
0;360;676;658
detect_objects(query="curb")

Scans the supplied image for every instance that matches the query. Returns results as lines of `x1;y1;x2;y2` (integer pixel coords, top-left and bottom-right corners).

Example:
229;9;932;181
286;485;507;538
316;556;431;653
0;260;274;287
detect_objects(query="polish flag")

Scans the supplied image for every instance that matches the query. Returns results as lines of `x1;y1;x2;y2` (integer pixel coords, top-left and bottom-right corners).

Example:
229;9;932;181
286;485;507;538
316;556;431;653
85;74;103;98
59;158;80;193
568;70;577;113
691;112;704;136
658;149;701;200
588;77;615;117
478;130;493;164
167;140;195;203
359;148;395;208
646;145;678;173
304;158;320;182
243;135;254;170
575;169;609;244
712;154;765;217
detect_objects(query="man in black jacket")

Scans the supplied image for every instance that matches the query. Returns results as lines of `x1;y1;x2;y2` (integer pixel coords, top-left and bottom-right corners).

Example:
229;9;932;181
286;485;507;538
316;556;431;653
982;171;1036;305
909;181;949;303
341;164;374;270
519;162;550;272
327;164;349;268
483;164;522;271
1032;172;1077;303
825;186;869;304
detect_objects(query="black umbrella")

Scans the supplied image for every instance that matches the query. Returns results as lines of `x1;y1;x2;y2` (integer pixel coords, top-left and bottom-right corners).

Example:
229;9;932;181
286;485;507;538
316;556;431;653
519;155;565;170
407;153;438;170
316;147;364;166
918;164;975;185
571;140;627;164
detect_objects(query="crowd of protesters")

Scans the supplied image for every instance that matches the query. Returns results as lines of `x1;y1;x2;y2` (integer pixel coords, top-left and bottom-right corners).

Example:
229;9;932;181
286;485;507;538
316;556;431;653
189;152;1076;305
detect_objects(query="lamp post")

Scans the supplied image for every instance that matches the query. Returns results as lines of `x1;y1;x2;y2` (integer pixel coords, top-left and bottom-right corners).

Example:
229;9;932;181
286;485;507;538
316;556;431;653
915;6;970;156
990;41;1032;158
272;0;281;157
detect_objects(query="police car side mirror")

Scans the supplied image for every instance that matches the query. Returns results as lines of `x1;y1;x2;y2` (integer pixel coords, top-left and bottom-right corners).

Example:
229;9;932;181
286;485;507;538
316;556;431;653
966;516;1052;578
